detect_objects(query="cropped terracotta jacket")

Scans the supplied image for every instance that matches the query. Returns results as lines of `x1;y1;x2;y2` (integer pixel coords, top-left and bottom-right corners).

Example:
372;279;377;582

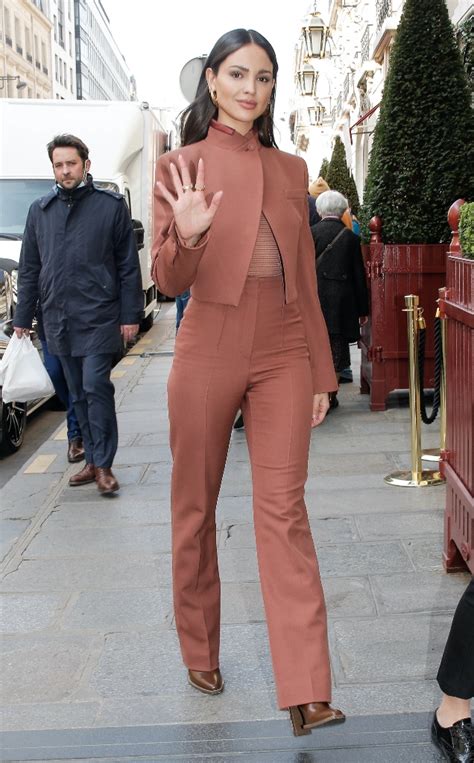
151;122;337;393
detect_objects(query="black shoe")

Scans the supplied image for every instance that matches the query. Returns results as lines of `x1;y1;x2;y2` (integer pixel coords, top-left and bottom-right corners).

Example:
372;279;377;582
431;711;474;762
339;376;353;384
233;413;244;430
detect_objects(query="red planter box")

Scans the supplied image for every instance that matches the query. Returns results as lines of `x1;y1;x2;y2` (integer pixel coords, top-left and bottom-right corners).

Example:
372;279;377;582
440;252;474;574
360;222;448;411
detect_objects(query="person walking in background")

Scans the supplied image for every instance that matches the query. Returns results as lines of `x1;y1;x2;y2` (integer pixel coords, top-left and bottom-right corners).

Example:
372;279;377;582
152;28;345;737
307;193;321;227
309;176;353;231
432;578;474;761
13;134;142;495
175;289;190;332
309;175;330;200
311;190;369;410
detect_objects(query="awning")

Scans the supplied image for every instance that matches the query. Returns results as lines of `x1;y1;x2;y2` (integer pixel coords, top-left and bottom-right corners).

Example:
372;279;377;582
349;102;380;142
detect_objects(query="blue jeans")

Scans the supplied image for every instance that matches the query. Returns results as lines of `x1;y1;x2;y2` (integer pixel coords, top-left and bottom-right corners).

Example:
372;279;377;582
176;290;191;332
41;340;81;441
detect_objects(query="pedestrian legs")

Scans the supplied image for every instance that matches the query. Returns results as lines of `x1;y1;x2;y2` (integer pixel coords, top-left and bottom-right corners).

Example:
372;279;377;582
41;340;81;441
437;578;474;699
241;294;331;710
168;345;243;670
168;280;332;709
60;354;117;467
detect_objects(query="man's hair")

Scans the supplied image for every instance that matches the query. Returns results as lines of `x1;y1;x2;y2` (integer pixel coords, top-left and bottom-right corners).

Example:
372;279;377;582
47;134;89;163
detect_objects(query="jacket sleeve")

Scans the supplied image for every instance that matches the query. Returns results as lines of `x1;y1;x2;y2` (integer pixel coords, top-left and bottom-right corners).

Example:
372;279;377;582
297;163;338;394
13;206;41;329
351;237;370;317
151;154;210;298
114;199;143;325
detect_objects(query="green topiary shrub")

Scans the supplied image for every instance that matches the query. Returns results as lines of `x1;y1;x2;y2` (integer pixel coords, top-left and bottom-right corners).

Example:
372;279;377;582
326;137;360;213
459;202;474;259
361;0;474;244
319;158;329;179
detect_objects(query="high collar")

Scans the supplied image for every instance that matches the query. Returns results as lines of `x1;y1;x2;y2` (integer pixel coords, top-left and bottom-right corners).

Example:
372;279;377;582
56;174;94;201
205;119;260;152
320;216;345;225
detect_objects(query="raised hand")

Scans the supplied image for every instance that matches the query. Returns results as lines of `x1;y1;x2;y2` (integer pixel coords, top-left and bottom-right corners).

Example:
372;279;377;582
156;155;223;245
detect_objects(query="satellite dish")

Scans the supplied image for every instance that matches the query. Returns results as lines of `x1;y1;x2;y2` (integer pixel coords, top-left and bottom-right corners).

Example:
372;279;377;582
179;55;207;103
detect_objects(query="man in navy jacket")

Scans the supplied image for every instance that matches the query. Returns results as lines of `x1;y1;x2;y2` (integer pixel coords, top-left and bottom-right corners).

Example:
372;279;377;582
14;134;142;495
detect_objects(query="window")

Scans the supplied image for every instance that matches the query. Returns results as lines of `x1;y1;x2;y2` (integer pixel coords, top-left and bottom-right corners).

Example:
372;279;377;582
64;61;67;86
5;8;12;46
41;40;47;73
55;54;58;80
14;16;22;54
34;35;40;68
58;0;64;48
69;31;72;55
53;14;57;41
70;67;73;92
25;27;32;62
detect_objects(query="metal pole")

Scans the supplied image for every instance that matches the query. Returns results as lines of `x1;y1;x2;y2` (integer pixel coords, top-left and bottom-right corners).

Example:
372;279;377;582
385;295;444;487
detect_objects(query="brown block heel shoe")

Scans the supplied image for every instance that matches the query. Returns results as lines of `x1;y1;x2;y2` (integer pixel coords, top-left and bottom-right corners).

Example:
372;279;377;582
187;669;224;695
289;702;346;737
69;463;96;487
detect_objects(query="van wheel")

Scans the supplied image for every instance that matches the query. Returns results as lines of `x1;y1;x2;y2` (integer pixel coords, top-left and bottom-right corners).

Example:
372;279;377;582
140;311;154;332
0;401;27;455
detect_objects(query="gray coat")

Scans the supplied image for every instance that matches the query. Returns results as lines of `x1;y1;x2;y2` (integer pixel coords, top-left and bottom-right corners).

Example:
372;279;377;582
14;178;142;356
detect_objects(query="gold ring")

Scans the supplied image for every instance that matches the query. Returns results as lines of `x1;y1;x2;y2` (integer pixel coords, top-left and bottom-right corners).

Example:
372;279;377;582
182;184;193;192
194;185;206;192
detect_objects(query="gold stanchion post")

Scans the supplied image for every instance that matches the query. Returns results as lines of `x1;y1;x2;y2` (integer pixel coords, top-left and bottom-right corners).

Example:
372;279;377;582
384;294;444;487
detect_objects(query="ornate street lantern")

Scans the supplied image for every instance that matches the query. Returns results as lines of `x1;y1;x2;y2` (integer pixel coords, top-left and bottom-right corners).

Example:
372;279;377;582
302;10;329;59
307;102;326;126
297;64;317;96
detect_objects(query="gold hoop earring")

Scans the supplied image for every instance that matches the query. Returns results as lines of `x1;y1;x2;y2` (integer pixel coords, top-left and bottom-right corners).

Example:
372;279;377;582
209;89;218;107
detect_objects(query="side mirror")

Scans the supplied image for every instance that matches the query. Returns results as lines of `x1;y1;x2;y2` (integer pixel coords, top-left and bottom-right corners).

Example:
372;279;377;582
131;219;145;251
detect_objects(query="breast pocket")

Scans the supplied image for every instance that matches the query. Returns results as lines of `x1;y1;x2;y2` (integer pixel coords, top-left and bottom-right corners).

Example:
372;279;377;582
285;189;306;200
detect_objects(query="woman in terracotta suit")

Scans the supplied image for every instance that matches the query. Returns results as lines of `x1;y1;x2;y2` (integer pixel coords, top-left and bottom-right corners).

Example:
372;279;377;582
151;28;345;736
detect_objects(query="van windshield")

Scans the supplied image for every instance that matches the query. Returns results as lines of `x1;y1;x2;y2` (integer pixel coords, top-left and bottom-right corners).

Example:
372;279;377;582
0;179;120;238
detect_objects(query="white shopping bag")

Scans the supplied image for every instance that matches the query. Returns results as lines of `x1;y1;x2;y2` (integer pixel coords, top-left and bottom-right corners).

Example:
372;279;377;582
1;334;55;403
0;331;19;385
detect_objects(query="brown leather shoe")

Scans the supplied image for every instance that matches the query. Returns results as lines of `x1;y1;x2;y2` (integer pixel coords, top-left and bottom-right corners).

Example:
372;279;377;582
95;467;119;495
69;463;96;487
67;437;85;463
188;669;224;695
289;702;345;736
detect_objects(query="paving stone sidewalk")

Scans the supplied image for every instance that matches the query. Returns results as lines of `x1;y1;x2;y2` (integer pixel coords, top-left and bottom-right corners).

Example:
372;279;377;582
0;303;470;761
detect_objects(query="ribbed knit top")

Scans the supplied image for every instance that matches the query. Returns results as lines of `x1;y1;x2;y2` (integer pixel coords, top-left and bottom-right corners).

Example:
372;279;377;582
247;214;283;278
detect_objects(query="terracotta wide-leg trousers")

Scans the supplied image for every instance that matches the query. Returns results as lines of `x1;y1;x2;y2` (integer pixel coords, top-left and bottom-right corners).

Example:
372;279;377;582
167;276;332;709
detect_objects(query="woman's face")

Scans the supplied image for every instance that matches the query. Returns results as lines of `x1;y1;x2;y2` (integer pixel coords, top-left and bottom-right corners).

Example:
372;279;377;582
206;43;275;135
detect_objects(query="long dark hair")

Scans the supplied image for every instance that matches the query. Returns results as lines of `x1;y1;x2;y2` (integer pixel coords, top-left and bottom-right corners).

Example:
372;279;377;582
180;29;279;148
